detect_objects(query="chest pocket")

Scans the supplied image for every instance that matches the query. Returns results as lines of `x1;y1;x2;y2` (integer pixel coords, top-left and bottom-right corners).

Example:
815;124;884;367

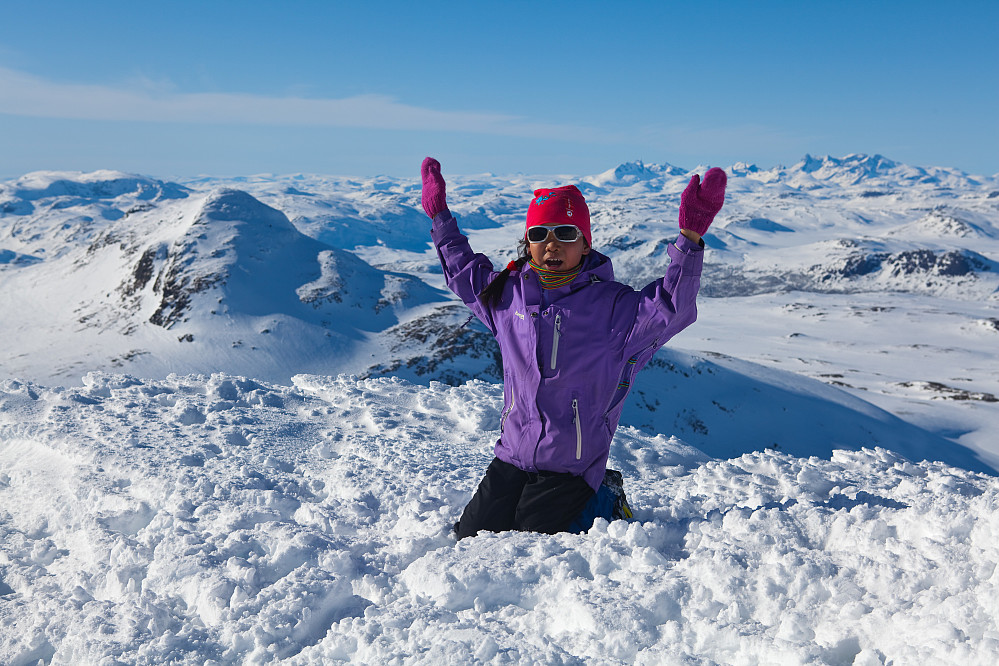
495;303;540;378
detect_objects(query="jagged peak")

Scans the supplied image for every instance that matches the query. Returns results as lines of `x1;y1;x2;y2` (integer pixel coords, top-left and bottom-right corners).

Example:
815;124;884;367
729;162;761;175
797;153;898;173
782;153;985;188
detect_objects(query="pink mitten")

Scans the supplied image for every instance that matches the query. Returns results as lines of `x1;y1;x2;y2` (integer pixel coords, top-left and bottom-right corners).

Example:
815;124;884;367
678;167;727;236
421;157;448;219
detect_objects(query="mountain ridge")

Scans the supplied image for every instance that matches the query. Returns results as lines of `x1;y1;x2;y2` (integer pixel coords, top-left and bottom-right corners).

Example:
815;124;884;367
2;154;997;471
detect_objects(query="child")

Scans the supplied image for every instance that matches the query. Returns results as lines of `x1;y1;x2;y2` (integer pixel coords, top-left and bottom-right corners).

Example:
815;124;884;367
421;157;726;539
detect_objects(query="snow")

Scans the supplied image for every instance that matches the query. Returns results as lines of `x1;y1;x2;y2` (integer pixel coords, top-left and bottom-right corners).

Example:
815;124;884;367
3;154;999;663
1;373;997;664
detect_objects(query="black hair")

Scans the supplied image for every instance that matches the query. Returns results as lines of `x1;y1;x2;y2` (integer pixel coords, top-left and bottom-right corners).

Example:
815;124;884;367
478;238;530;305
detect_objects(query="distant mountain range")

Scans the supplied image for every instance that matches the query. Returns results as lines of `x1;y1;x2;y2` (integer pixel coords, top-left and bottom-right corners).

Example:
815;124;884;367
581;153;994;192
2;155;997;469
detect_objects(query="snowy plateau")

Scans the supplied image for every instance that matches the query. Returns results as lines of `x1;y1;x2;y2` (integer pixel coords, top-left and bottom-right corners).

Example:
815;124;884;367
1;153;998;664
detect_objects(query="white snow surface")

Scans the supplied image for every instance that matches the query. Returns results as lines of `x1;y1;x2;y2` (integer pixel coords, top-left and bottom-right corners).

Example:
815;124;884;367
2;372;998;664
3;154;999;663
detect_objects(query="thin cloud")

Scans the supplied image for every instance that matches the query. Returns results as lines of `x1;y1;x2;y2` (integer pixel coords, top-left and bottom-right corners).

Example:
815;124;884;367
0;66;599;140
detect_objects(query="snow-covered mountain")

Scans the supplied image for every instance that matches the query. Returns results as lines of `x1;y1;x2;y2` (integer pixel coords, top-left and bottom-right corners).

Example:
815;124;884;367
0;172;445;383
2;157;997;461
717;153;989;191
3;157;997;444
2;155;998;662
785;153;987;189
583;160;689;189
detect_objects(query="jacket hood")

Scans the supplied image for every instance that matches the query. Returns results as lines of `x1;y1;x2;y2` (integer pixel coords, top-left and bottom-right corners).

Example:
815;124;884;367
579;249;615;283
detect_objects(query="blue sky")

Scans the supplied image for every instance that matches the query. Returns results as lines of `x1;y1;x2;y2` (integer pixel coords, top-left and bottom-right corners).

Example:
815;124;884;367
1;0;996;179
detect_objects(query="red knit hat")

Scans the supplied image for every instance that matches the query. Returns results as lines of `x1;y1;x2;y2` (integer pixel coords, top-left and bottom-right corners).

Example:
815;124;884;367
525;185;591;245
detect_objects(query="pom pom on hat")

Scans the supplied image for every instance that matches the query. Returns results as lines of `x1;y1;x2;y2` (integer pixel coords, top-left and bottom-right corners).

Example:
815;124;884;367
526;185;591;245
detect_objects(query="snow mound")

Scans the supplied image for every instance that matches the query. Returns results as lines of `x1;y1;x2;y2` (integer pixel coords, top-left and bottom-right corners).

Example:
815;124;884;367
885;209;995;239
2;373;998;664
617;349;993;474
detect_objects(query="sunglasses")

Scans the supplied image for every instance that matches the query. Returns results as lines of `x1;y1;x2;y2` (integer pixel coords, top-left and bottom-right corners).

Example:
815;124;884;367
526;224;584;244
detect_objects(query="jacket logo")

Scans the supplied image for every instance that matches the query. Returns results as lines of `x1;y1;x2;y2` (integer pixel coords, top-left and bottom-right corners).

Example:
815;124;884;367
515;310;525;320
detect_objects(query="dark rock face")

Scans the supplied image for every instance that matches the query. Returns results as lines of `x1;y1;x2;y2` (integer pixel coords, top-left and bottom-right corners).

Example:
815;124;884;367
702;247;995;298
834;253;889;278
934;251;980;276
364;305;503;386
123;248;157;297
148;260;223;329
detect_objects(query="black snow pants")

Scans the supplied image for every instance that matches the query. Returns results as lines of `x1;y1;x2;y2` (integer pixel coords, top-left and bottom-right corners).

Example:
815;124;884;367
454;457;595;540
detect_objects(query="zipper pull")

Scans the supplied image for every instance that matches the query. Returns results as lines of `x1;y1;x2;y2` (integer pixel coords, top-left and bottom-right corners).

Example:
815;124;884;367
572;397;582;460
550;313;562;370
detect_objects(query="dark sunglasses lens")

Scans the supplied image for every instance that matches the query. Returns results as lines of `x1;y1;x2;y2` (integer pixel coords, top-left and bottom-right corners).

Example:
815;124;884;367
553;226;579;241
527;227;549;242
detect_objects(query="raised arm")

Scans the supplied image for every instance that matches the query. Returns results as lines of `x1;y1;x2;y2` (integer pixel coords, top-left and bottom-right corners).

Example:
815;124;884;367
625;167;727;356
422;157;499;332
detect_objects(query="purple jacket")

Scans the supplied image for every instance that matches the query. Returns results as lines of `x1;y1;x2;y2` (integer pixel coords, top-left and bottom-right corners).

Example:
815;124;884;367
432;211;704;491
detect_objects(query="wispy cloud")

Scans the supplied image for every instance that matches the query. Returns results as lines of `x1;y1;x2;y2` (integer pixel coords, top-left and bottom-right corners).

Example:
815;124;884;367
0;66;599;140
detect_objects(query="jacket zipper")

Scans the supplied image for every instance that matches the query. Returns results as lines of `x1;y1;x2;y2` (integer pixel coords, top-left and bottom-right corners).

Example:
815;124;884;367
550;313;562;370
572;397;582;460
500;394;515;432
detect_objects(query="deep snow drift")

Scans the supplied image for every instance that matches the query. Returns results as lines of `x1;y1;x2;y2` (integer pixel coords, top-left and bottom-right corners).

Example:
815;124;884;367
1;373;997;664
